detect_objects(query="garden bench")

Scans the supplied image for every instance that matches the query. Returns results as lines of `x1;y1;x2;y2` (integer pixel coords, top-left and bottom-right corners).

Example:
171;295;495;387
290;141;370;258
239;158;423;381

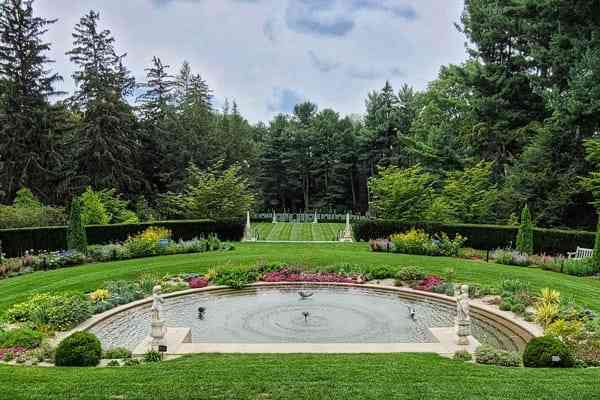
567;247;593;260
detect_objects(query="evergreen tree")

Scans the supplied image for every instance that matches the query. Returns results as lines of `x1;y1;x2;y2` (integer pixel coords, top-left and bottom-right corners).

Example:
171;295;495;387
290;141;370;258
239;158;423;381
66;10;142;193
137;56;177;193
137;56;176;122
0;0;67;203
67;197;87;253
516;204;534;255
364;81;402;172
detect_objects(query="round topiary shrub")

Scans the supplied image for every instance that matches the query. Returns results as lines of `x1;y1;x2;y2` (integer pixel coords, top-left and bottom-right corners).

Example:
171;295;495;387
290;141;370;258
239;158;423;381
523;336;574;368
54;331;102;367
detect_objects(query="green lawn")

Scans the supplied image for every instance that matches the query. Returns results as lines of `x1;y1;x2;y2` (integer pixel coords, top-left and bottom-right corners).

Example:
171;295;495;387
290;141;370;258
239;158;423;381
1;353;599;400
1;242;600;314
255;222;344;241
2;242;600;399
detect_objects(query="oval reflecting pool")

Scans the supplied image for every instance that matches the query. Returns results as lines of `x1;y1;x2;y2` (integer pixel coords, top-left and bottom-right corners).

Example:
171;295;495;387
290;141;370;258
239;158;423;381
89;285;522;351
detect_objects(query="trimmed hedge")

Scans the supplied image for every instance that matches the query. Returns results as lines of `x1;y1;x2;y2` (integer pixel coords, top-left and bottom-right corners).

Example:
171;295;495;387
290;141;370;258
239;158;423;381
0;219;244;257
523;336;575;368
55;332;102;367
353;220;595;255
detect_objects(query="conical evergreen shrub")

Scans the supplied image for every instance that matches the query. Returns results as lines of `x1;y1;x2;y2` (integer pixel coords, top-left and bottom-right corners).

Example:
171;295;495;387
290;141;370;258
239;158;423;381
516;204;534;255
67;198;87;253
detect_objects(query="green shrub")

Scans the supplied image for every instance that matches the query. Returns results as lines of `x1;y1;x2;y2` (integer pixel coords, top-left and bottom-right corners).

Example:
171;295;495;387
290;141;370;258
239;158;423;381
67;198;87;253
562;258;597;277
431;282;456;296
365;264;396;280
104;281;145;306
516;205;534;255
123;358;141;366
468;284;499;298
107;360;120;367
395;266;426;282
453;350;473;362
522;336;575;368
214;268;259;289
353;220;596;254
80;187;110;226
102;347;132;359
54;332;102;367
0;327;43;349
6;292;93;331
475;345;521;367
144;350;162;363
0;219;243;258
493;249;530;267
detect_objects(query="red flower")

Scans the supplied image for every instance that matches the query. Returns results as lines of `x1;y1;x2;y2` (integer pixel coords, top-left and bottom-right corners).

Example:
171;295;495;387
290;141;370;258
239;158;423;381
189;276;209;289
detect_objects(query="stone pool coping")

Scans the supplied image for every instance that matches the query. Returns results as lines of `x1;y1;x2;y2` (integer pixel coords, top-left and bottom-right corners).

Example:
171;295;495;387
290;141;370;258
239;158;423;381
64;282;542;353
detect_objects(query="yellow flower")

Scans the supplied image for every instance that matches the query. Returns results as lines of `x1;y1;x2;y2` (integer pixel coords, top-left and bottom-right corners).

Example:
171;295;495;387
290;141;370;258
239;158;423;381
534;302;560;328
538;288;560;305
89;289;110;302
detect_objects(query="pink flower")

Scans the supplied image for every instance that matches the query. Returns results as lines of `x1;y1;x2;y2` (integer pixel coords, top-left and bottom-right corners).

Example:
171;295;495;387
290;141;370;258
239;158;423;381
415;275;443;291
261;269;357;284
188;276;209;289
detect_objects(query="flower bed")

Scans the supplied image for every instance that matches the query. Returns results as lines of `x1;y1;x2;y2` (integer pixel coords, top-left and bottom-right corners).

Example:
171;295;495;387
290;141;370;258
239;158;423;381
0;227;233;281
262;268;358;284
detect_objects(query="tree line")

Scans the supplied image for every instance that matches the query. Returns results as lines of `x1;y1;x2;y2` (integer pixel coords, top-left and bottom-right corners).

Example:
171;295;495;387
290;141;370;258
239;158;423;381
1;0;599;229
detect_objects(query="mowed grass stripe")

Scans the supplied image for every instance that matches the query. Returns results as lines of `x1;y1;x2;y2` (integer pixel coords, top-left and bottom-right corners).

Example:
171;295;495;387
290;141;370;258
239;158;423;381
255;223;274;240
290;223;303;241
266;223;285;241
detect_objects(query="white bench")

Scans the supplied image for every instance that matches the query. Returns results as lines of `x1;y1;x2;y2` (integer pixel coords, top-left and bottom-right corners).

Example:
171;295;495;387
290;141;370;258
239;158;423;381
567;247;593;260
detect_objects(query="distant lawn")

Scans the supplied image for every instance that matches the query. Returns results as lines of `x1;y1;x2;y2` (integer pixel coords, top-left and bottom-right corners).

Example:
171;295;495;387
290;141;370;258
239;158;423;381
255;222;344;241
1;353;599;400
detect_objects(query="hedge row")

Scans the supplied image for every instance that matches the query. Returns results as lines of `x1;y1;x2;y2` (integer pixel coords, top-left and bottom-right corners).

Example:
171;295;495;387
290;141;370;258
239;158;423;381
353;220;595;255
0;219;244;257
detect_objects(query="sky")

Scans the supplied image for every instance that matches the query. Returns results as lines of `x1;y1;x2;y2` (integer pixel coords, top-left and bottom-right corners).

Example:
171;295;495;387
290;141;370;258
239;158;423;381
36;0;468;123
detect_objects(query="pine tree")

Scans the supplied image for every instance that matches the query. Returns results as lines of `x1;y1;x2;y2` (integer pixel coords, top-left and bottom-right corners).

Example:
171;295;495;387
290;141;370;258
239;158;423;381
136;56;177;193
0;0;67;202
66;10;142;193
137;56;176;122
67;197;87;253
516;204;534;255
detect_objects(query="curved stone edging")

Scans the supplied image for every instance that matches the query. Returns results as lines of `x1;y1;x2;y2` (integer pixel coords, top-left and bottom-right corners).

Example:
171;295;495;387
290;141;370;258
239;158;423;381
68;282;542;350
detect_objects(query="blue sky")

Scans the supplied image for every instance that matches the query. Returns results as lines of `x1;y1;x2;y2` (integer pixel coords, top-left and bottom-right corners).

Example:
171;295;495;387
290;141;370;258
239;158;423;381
37;0;467;122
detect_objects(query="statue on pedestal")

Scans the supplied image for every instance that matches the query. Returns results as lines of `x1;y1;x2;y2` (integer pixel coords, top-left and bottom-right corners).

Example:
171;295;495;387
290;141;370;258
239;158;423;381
150;285;166;350
456;284;471;346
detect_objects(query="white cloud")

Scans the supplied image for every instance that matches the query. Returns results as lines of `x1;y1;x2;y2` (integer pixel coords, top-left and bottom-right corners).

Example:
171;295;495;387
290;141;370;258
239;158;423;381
35;0;466;122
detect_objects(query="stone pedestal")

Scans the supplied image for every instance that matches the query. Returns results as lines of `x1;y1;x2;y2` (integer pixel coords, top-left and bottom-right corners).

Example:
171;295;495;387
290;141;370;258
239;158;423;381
150;320;166;350
456;320;471;346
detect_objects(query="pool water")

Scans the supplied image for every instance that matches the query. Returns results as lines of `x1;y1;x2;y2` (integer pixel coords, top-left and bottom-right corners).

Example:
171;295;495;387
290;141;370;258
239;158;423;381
90;286;519;351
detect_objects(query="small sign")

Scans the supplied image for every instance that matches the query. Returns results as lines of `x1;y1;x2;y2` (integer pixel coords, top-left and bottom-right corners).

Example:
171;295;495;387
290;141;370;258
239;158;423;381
158;345;168;353
551;356;561;363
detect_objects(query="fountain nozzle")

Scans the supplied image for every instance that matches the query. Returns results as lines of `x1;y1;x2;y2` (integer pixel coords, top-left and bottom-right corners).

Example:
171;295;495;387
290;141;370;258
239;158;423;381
302;311;310;323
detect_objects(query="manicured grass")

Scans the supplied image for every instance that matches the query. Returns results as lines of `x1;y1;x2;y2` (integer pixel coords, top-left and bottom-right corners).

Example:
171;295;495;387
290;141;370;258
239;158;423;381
1;243;600;399
1;353;599;400
1;242;600;314
255;223;344;241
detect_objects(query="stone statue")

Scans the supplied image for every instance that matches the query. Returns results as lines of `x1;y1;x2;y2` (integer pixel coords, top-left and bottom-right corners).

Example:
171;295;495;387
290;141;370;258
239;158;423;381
456;284;471;345
151;285;164;321
456;285;470;322
150;285;166;350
